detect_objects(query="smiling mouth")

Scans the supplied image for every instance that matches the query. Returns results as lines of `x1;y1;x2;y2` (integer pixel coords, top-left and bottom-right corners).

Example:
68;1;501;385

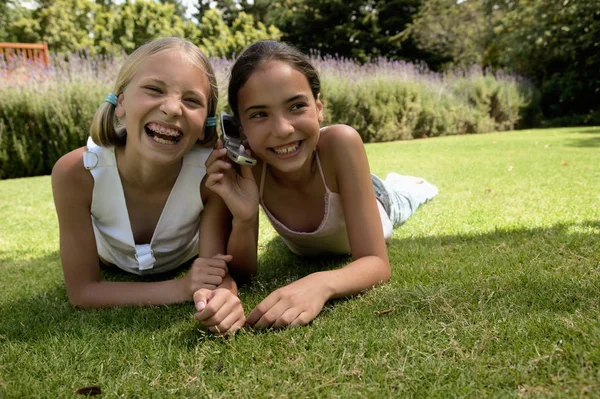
145;122;182;145
270;140;302;155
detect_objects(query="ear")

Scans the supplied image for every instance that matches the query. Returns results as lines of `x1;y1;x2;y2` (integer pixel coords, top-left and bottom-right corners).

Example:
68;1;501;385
316;93;324;123
115;93;125;118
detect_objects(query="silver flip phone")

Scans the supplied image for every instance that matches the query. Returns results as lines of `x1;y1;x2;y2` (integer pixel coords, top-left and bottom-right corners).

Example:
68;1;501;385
220;113;257;167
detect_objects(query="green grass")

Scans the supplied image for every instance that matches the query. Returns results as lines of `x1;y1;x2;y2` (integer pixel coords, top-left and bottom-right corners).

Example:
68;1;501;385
1;127;599;398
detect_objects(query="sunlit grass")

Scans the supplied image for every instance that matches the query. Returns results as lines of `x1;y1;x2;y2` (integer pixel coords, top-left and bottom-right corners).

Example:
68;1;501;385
0;127;599;397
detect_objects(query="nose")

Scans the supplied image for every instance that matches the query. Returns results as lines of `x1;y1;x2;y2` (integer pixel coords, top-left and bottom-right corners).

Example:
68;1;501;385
271;114;294;138
160;95;182;118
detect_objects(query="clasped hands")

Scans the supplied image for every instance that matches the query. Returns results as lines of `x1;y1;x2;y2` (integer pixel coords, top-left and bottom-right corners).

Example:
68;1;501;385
191;267;329;336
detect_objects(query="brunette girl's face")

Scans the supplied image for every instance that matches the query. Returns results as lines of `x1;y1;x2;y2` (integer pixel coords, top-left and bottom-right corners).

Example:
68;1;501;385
115;48;211;165
236;60;323;173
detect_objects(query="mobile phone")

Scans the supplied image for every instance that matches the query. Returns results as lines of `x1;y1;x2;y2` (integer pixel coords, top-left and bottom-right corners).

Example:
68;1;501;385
220;113;257;167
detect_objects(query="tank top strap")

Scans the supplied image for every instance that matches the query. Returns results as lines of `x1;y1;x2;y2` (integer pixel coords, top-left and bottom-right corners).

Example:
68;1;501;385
259;161;267;199
260;152;330;200
314;151;330;194
83;136;116;171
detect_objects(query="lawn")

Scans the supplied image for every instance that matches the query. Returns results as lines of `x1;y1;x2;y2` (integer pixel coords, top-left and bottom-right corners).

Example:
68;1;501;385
0;127;599;398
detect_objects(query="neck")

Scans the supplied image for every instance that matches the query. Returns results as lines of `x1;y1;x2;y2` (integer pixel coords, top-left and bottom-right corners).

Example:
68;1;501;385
115;146;182;192
267;151;317;190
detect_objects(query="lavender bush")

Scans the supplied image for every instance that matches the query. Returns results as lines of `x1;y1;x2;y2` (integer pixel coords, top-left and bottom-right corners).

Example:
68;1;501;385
0;52;539;179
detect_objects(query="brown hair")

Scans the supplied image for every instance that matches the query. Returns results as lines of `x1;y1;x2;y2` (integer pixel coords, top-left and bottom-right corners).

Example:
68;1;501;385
228;40;320;119
90;37;218;147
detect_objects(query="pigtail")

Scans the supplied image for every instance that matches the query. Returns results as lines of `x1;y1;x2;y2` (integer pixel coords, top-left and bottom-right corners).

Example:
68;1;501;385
196;62;219;148
201;117;217;148
89;101;125;147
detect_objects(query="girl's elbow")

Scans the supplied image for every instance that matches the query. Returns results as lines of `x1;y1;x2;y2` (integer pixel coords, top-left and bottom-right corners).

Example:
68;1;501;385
68;294;87;309
67;287;96;309
379;260;392;283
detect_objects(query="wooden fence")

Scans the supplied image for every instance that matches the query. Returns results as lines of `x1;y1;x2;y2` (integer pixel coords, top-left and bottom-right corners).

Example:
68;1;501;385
0;42;50;68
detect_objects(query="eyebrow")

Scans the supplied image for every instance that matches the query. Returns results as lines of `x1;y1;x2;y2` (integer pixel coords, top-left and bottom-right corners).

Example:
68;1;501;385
141;78;206;99
243;94;310;114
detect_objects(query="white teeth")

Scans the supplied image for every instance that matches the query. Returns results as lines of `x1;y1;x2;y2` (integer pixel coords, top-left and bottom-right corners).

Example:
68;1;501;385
272;142;300;155
147;122;181;137
151;136;176;145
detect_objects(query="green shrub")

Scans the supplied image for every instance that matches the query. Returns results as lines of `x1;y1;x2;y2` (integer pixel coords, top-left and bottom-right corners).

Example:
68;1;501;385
0;80;106;179
0;57;540;179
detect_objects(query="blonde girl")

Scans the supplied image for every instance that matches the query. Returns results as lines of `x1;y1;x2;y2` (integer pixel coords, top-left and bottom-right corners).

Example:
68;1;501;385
52;37;258;335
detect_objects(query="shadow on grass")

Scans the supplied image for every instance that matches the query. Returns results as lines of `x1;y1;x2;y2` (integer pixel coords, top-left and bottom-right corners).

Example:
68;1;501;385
252;236;351;292
566;127;600;147
1;220;598;343
0;254;201;343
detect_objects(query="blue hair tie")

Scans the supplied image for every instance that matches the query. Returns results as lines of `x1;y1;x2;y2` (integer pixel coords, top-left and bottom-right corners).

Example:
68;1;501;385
205;116;217;127
104;93;118;107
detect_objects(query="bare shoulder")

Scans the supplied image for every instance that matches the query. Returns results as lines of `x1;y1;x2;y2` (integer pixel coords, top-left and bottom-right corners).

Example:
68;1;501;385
317;125;368;192
318;125;367;166
319;124;364;151
51;147;93;203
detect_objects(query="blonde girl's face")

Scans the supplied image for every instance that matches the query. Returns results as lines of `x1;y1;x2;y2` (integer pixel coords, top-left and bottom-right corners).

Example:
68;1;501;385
237;60;323;174
115;48;211;165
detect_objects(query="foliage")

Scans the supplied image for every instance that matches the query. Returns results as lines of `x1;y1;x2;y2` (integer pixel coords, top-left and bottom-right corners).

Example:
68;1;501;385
485;0;600;121
158;0;188;18
1;0;595;123
403;0;490;68
403;0;600;122
210;0;432;63
192;10;281;58
0;53;539;179
0;0;13;41
25;0;97;54
112;0;188;54
3;0;279;57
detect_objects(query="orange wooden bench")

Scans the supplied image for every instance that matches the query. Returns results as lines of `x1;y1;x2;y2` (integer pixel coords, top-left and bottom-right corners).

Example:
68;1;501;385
0;42;50;83
0;42;50;67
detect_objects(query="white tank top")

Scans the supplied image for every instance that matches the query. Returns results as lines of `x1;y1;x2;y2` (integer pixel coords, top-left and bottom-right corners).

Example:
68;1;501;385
83;137;212;275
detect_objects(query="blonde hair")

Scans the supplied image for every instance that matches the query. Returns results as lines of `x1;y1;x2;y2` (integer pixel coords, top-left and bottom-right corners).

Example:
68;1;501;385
90;37;218;147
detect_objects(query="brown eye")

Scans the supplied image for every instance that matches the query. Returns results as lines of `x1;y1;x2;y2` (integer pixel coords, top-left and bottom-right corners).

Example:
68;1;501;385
291;103;307;111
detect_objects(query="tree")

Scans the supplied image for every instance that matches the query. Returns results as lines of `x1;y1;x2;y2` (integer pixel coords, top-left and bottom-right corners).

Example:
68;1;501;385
402;0;490;69
244;0;429;63
0;0;12;41
193;9;281;58
112;0;188;53
1;1;39;43
33;0;97;53
485;0;600;120
158;0;187;18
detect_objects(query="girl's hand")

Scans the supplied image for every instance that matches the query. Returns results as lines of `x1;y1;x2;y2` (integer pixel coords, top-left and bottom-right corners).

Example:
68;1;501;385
193;288;246;335
205;140;259;224
245;274;330;329
182;254;231;300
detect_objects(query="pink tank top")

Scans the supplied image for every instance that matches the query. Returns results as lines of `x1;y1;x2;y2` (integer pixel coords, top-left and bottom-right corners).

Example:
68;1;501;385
259;153;351;256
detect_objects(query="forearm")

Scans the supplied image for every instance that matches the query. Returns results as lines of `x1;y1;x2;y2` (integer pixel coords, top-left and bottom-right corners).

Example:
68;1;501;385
217;274;238;295
312;256;391;301
67;279;187;309
226;216;258;281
